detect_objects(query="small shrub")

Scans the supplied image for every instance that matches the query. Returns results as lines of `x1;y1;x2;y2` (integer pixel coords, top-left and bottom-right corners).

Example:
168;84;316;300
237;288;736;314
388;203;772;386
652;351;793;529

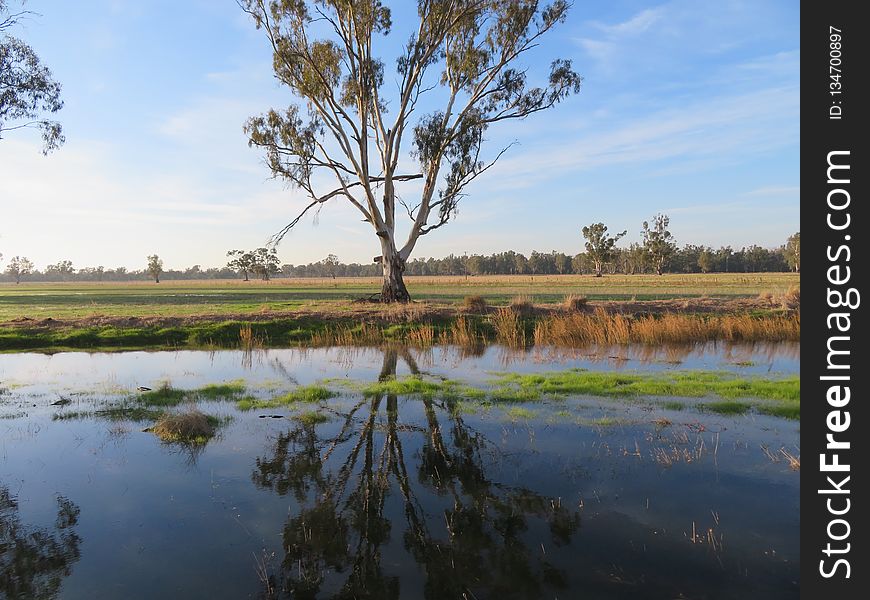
463;295;488;312
563;294;589;311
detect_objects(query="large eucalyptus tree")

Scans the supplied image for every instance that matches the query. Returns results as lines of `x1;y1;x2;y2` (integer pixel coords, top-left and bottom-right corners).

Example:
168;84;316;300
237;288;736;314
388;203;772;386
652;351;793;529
241;0;581;301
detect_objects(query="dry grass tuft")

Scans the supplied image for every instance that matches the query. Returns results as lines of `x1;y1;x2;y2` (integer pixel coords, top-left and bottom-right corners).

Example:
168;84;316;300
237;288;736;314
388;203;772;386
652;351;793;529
780;286;800;311
149;410;217;444
463;295;488;313
758;291;775;306
563;294;589;312
509;295;535;316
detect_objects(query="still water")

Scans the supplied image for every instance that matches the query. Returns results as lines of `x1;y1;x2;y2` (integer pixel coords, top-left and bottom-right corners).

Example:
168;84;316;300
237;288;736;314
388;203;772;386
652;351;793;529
1;343;799;599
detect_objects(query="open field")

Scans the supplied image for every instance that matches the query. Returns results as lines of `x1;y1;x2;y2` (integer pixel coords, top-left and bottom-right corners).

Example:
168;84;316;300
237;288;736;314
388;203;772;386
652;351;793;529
0;273;799;321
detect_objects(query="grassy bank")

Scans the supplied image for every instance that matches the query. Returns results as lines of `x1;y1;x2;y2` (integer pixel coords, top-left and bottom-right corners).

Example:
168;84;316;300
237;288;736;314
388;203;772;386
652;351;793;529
0;308;799;351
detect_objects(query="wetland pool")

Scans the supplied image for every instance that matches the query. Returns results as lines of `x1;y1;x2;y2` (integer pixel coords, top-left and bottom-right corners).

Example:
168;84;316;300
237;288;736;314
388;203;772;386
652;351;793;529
1;342;799;599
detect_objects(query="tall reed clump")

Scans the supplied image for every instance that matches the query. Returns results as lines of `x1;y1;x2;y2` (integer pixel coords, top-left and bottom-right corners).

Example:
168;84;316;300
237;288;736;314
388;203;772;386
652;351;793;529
492;307;526;348
239;324;265;350
441;316;480;349
407;324;436;347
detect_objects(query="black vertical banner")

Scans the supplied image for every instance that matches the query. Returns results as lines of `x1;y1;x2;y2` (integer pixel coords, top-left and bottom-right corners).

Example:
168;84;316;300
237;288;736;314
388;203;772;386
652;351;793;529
802;2;867;598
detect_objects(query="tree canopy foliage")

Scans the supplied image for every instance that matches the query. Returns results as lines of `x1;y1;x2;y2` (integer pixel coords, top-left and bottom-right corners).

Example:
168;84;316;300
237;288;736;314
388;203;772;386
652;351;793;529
0;0;64;152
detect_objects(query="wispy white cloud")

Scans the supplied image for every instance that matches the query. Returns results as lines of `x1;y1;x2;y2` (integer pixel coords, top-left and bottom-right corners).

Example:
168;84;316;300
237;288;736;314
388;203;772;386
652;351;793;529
745;185;800;197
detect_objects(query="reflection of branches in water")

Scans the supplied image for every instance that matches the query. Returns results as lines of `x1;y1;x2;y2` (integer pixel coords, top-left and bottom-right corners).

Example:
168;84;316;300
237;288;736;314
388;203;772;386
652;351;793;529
252;348;580;599
0;487;82;599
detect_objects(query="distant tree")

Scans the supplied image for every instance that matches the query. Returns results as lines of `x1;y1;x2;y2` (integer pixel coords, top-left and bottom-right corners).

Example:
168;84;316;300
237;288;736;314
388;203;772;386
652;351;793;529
0;1;64;153
321;254;339;279
226;249;256;281
697;249;714;273
554;252;572;275
581;223;626;277
251;247;280;281
146;255;163;283
241;0;581;302
5;255;32;283
514;254;529;275
641;214;676;275
45;260;73;281
784;232;800;272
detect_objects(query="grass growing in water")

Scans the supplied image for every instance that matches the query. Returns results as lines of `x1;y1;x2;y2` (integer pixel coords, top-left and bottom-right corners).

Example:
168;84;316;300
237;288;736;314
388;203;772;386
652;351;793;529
505;407;536;421
196;380;246;399
294;411;331;425
705;401;752;415
235;385;335;410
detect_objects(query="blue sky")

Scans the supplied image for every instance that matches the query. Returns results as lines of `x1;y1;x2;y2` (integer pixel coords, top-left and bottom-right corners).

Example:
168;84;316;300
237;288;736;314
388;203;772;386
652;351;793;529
0;0;799;271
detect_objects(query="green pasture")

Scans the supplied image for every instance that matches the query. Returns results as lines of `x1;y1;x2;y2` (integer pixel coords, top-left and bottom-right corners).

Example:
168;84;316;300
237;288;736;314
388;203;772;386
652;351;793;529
0;273;799;321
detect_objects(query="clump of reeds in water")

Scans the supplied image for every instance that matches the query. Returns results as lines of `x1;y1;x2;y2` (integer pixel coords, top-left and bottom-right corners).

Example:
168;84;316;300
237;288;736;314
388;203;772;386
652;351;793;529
491;307;526;348
148;410;218;444
239;324;266;350
407;324;435;347
439;315;482;353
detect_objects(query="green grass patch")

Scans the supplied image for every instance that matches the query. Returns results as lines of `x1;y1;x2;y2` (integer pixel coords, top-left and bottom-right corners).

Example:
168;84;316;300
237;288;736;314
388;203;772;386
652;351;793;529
493;369;799;401
138;383;187;406
235;385;335;410
195;380;246;399
505;407;536;421
293;411;332;425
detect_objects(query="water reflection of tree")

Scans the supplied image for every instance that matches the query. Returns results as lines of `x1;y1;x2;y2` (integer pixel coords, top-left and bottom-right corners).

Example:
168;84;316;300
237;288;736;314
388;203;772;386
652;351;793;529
253;347;580;599
0;487;82;599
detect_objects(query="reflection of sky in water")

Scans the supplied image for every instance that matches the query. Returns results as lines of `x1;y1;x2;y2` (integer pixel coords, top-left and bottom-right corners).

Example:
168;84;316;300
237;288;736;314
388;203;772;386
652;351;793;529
1;341;799;394
0;345;800;599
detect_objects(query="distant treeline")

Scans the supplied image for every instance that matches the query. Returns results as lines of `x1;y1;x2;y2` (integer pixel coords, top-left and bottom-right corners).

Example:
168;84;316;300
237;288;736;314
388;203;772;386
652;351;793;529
1;242;799;283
